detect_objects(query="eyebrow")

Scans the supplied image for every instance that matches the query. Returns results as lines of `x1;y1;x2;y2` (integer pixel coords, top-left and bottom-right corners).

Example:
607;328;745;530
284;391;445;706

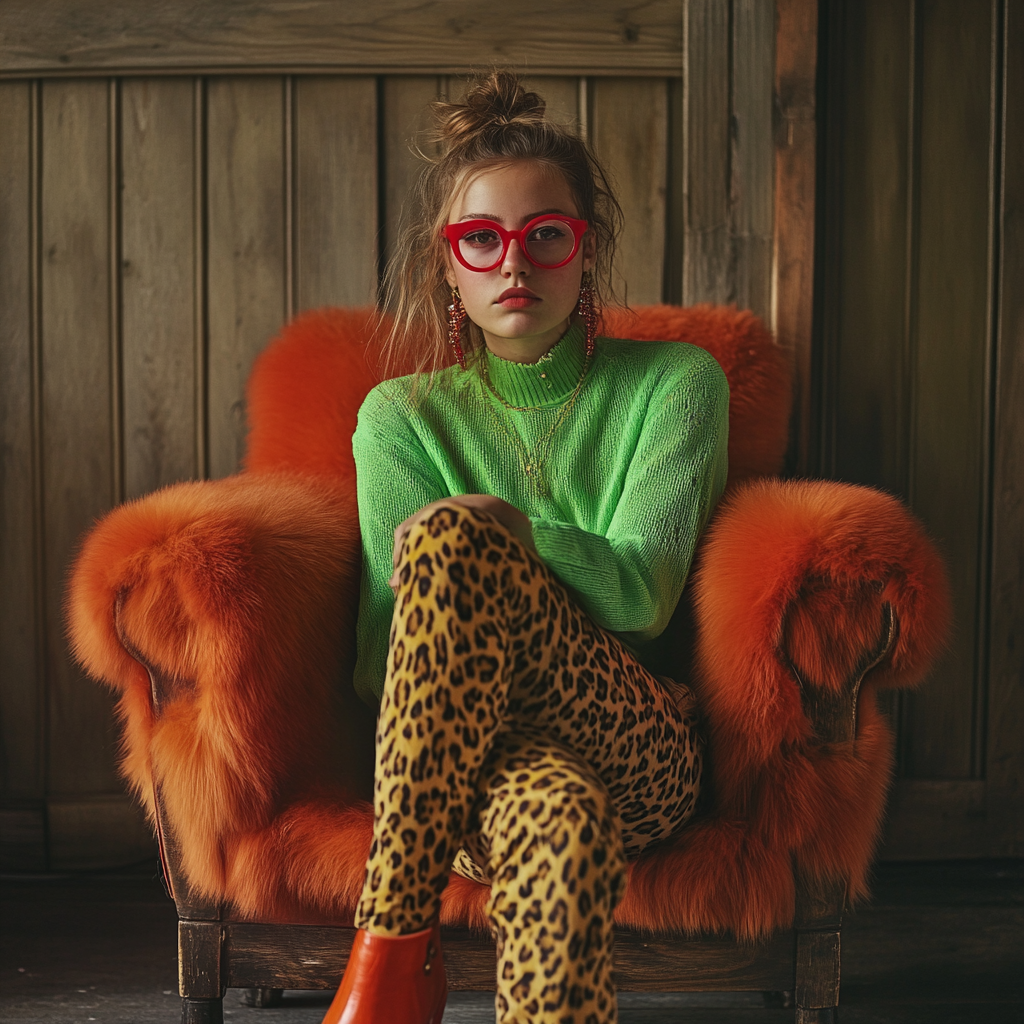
459;208;570;222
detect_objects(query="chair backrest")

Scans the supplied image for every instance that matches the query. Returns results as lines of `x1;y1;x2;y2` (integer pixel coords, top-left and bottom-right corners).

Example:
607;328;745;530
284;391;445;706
243;304;792;487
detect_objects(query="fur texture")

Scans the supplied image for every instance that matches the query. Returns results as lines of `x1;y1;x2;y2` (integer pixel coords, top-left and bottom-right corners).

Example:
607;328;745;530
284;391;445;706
67;306;949;936
245;304;790;486
67;473;376;923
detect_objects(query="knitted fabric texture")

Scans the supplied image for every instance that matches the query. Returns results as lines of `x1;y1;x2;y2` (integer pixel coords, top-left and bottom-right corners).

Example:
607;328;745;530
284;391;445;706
352;322;730;705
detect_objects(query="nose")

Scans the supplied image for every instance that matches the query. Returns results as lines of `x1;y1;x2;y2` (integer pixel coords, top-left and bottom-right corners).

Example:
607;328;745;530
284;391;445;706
500;236;531;278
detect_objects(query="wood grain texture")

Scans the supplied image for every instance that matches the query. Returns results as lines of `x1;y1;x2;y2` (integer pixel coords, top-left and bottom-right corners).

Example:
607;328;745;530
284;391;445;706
826;0;913;496
819;0;1021;854
611;929;794;991
223;923;350;990
40;78;121;794
988;0;1024;857
180;921;223;999
730;0;774;323
773;0;817;474
220;922;794;991
795;874;846;931
0;0;684;77
121;78;198;499
293;77;378;311
206;77;287;479
0;81;42;798
381;76;441;288
882;779;988;859
901;0;994;780
519;76;580;127
795;930;840;1009
682;0;731;305
590;78;668;305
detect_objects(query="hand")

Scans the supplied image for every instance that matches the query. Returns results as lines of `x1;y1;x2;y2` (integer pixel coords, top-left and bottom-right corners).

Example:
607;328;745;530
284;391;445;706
388;495;536;592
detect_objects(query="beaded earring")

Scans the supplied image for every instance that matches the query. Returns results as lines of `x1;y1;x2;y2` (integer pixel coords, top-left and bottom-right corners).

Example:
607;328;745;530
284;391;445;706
446;288;468;370
576;271;599;358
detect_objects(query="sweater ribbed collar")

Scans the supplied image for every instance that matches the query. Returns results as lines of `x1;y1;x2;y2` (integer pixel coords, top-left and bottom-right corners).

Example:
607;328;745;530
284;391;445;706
480;322;588;409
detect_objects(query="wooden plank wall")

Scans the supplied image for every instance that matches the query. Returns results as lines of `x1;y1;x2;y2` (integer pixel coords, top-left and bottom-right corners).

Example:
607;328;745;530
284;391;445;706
818;0;1023;857
0;2;782;869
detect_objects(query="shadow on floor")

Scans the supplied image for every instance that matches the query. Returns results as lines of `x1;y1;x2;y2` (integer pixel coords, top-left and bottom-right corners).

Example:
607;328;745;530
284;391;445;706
1;860;1021;1023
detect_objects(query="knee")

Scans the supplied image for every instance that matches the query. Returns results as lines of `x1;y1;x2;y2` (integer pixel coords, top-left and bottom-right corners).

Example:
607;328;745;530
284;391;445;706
484;763;628;908
397;500;510;570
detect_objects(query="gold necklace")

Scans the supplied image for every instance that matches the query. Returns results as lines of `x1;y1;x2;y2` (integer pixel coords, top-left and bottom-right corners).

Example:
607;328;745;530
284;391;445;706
479;334;580;413
480;353;592;497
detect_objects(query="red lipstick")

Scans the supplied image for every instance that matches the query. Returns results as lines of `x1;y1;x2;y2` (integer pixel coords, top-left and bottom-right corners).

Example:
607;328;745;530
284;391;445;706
497;287;540;309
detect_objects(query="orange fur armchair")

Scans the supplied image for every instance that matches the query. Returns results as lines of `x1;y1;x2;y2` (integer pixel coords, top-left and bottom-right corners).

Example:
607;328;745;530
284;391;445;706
67;305;949;1019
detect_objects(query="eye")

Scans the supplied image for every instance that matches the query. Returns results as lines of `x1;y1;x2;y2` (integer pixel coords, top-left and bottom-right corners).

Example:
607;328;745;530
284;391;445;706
462;228;501;247
527;224;569;242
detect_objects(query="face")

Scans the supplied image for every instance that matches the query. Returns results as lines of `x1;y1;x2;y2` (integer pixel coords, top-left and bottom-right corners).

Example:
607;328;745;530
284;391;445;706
444;160;595;361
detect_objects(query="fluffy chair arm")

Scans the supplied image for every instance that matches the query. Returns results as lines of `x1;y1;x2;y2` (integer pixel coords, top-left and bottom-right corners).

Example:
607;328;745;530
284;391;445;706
691;478;950;774
67;473;372;905
614;479;950;939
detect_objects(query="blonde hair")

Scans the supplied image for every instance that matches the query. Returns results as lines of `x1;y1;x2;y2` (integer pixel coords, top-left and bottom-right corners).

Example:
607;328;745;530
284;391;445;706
377;69;623;393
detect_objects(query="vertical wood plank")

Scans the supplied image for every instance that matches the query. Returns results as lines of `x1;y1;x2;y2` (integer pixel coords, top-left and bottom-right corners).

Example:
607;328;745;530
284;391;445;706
382;76;442;278
731;0;775;322
773;0;818;473
988;0;1024;854
206;77;287;479
901;0;994;779
0;81;42;798
40;78;120;793
590;78;668;305
682;0;731;305
828;1;913;495
664;75;684;306
520;75;579;126
121;78;198;499
293;76;378;311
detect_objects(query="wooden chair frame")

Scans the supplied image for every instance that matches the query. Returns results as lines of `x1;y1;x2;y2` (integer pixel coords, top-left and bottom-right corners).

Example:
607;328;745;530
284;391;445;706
116;601;898;1024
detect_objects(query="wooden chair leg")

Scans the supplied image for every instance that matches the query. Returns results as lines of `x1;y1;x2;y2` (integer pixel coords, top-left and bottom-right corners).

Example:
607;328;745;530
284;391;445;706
795;928;841;1023
181;997;224;1024
179;921;224;1022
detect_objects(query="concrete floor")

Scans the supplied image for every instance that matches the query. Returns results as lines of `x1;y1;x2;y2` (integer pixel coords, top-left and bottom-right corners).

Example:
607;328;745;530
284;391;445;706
1;860;1021;1023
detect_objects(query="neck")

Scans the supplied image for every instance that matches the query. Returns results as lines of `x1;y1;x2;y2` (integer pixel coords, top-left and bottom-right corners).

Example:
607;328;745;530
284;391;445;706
482;317;571;364
480;321;588;409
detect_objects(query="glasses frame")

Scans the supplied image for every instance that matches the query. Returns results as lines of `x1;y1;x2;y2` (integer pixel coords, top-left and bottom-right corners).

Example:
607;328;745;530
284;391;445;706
442;215;589;272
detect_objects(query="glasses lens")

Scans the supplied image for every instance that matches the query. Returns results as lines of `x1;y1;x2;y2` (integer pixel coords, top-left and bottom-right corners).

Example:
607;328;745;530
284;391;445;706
457;226;505;269
523;219;577;267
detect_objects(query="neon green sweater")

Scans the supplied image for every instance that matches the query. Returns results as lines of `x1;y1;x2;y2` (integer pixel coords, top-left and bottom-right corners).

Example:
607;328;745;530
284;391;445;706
351;322;730;706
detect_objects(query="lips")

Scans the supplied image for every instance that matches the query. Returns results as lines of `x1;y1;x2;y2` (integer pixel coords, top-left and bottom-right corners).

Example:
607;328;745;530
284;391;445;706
497;287;540;308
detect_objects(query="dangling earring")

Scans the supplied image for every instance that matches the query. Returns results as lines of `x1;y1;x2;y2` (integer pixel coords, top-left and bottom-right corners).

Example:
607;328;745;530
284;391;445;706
576;271;599;358
447;288;468;370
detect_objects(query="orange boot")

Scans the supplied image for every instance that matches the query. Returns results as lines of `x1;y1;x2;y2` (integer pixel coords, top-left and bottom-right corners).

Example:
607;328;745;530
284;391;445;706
321;919;447;1024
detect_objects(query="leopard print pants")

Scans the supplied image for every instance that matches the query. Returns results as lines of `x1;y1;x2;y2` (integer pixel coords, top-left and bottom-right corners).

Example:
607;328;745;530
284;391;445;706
356;503;703;1024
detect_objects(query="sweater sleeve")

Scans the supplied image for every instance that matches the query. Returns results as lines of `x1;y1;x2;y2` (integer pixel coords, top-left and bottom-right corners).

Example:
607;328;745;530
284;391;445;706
351;385;450;705
527;349;729;641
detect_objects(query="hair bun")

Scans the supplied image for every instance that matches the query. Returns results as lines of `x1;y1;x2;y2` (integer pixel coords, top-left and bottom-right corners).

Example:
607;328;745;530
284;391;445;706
432;70;547;149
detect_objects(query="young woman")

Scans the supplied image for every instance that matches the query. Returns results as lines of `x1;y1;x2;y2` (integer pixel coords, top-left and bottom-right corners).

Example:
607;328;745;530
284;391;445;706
325;71;729;1024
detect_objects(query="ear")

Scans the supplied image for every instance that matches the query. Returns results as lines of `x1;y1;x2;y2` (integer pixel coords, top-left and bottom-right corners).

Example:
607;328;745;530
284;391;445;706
582;230;597;272
443;245;458;289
